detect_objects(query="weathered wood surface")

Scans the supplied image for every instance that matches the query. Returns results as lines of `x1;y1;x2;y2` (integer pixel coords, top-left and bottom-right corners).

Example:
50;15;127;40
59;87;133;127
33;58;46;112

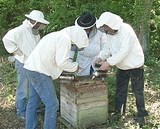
60;77;108;128
61;84;107;104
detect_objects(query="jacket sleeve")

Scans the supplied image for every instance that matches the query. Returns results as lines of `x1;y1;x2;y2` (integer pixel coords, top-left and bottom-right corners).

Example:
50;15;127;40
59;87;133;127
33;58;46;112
55;37;78;72
98;38;111;61
107;32;133;66
100;33;107;50
2;29;20;54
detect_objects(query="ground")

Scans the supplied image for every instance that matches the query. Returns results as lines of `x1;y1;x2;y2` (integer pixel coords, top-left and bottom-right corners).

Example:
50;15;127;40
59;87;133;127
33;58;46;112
0;57;160;129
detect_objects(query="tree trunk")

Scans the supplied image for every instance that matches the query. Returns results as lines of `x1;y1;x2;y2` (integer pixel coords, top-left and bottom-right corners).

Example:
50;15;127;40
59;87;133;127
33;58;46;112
132;0;153;52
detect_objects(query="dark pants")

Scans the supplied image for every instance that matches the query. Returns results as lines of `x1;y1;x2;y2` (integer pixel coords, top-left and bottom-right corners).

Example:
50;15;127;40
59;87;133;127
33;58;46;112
90;66;94;75
114;67;148;117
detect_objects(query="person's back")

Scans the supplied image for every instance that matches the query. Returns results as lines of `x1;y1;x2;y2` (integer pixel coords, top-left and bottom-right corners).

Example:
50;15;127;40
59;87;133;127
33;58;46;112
23;25;89;129
25;28;78;79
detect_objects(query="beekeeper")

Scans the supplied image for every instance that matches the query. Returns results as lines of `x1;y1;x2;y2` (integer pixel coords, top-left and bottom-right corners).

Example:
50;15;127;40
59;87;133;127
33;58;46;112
70;12;107;76
2;10;49;120
95;12;148;127
23;25;89;129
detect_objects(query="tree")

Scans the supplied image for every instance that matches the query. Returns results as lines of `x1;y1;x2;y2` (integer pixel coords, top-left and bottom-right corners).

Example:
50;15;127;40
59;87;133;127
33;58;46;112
0;0;156;57
132;0;153;52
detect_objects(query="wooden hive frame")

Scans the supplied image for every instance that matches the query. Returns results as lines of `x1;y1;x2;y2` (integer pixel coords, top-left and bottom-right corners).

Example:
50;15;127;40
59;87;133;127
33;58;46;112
60;76;108;128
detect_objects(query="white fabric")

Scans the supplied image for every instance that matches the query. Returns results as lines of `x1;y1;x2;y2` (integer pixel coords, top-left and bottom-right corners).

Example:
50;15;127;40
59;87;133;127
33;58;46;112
65;25;89;48
98;23;144;70
70;30;107;76
24;26;89;79
2;20;40;63
25;10;49;24
14;48;23;56
96;12;123;30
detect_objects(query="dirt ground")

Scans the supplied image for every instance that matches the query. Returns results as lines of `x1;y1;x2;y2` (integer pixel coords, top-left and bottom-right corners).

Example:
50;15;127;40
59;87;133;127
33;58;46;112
1;83;160;129
0;60;160;129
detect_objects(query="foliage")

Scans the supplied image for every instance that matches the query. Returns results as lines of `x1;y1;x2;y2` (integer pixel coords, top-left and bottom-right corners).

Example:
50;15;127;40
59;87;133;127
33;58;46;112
0;0;160;128
145;59;160;89
105;68;116;113
1;0;158;58
148;0;160;60
0;58;160;128
0;0;153;33
0;61;16;99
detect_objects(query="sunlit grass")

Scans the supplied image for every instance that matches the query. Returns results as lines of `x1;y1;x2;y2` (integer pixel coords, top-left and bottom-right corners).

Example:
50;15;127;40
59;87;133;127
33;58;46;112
0;57;160;128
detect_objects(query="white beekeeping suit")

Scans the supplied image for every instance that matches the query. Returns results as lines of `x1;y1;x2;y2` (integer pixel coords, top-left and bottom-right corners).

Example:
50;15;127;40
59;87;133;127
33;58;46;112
2;10;49;121
3;20;40;63
3;10;49;63
70;12;107;76
96;12;144;69
76;29;107;76
24;25;89;79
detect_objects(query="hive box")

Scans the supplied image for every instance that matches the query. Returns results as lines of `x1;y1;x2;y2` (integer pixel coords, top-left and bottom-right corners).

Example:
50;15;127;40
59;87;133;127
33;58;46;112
60;76;108;128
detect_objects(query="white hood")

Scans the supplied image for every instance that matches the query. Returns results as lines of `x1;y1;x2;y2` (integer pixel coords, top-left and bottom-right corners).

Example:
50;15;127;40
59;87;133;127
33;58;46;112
65;26;89;48
96;12;123;30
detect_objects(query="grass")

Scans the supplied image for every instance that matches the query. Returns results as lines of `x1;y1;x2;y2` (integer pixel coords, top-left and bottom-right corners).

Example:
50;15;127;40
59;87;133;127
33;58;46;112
0;56;160;129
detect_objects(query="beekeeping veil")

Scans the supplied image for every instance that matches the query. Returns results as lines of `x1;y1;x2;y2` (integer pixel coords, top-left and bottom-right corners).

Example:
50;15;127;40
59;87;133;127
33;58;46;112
96;12;123;30
65;25;89;49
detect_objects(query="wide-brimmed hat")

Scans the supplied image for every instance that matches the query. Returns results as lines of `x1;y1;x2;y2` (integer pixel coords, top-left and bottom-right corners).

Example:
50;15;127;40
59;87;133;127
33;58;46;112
75;12;97;29
25;10;49;24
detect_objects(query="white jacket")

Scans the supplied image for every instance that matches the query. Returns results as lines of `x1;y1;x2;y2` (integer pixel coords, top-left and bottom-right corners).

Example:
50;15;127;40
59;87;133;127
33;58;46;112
2;20;40;63
76;30;107;76
98;23;144;70
97;12;144;70
24;26;89;79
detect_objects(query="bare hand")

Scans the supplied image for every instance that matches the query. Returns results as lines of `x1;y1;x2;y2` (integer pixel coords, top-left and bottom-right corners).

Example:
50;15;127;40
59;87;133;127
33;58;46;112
75;66;80;73
93;58;103;69
98;61;110;71
94;58;102;64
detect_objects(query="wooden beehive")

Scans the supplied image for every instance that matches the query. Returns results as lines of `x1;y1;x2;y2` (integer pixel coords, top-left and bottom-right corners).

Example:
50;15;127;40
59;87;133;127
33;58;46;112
60;76;108;128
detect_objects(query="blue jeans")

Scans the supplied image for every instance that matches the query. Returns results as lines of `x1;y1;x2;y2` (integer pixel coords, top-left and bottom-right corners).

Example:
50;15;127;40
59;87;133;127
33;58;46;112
25;69;59;129
15;59;28;118
115;67;148;117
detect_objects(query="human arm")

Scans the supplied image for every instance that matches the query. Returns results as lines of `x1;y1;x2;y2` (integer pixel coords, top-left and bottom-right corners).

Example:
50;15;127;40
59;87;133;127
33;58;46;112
3;38;23;56
97;35;111;61
55;38;78;72
98;61;110;71
2;29;22;56
106;31;133;66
